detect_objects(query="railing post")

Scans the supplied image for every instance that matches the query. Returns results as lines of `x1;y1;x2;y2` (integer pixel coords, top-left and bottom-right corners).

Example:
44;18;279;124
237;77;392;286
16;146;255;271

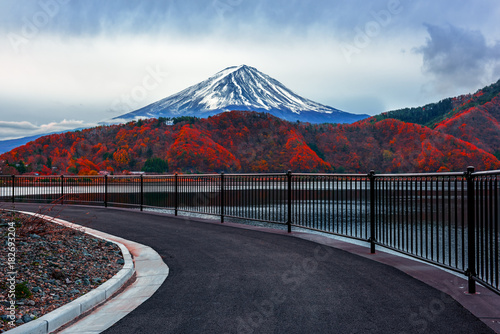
61;175;64;205
220;172;225;223
174;173;178;216
287;170;292;233
466;166;476;294
369;170;376;254
140;174;144;211
11;175;15;203
104;175;108;208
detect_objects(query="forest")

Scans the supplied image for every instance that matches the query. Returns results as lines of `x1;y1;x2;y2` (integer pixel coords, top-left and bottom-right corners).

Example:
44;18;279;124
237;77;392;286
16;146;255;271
1;81;500;175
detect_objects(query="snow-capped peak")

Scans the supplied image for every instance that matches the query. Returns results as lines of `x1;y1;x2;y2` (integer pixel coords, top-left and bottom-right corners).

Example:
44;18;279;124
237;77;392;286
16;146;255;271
111;65;368;124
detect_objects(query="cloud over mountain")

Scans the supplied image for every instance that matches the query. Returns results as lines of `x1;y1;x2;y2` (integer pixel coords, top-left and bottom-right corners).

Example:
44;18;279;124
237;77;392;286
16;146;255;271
0;119;94;141
416;24;500;90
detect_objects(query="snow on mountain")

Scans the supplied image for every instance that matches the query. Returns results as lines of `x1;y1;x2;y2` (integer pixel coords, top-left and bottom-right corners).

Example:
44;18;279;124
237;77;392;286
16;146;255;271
110;65;368;124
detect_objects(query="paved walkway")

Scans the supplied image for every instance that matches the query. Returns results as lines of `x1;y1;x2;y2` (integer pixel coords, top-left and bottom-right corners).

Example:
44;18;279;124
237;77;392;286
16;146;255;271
7;203;499;333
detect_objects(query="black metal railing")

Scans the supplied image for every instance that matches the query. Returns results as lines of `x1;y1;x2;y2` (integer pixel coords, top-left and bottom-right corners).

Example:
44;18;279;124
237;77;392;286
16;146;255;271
0;168;498;295
472;169;500;294
291;173;371;241
374;172;468;273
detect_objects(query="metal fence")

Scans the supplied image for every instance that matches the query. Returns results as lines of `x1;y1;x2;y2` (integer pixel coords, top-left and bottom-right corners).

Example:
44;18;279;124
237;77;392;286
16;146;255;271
0;168;498;295
374;172;468;272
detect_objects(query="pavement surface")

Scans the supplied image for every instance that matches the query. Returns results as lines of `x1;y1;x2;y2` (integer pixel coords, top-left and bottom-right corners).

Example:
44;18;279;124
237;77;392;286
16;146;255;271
6;203;498;334
54;217;169;334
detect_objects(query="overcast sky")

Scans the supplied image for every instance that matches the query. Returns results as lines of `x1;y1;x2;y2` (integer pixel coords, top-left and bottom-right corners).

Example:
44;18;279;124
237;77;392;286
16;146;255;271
1;0;499;140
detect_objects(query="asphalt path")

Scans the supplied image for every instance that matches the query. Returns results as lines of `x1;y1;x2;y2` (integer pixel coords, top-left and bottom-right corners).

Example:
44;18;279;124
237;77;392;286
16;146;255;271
8;203;495;334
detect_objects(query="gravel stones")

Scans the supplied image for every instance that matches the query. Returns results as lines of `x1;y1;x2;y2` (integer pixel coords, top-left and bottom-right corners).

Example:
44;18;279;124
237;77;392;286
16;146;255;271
51;269;66;280
0;210;124;332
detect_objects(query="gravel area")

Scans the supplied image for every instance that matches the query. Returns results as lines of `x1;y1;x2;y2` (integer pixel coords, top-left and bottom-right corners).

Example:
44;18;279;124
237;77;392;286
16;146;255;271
0;209;124;332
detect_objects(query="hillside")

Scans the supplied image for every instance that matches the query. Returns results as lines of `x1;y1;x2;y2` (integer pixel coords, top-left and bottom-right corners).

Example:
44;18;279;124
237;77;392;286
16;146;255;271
433;94;500;159
375;79;500;128
299;118;499;173
1;111;498;175
371;79;500;161
0;134;48;155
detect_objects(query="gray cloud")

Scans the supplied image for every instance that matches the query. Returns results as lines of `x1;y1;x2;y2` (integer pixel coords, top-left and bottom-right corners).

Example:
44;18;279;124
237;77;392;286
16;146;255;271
0;0;405;38
0;120;95;141
415;24;500;89
1;0;500;131
2;0;499;41
0;121;38;130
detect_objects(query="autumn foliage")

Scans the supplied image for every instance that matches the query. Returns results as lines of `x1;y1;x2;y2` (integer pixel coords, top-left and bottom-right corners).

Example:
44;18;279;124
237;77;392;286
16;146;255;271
167;124;241;172
434;95;500;159
1;101;500;174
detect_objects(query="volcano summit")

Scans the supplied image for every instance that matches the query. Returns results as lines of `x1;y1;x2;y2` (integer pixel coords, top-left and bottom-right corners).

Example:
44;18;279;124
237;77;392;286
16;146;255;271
111;65;368;124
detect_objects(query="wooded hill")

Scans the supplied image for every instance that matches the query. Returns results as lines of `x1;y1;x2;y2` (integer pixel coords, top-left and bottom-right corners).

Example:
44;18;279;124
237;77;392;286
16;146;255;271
2;80;500;175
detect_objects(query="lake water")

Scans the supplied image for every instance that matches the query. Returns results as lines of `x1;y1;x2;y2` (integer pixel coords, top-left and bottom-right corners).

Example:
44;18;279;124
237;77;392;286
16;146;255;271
1;179;498;283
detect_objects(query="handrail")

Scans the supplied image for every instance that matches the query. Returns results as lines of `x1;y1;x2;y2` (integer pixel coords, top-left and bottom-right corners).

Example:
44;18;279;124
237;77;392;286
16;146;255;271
375;172;465;178
472;169;500;176
1;167;498;296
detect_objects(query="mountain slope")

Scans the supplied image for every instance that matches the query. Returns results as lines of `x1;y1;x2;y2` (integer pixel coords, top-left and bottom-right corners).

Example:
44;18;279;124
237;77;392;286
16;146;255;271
434;94;500;158
371;78;500;159
0;134;48;155
0;129;83;155
1;111;497;175
111;65;368;124
166;124;241;171
375;79;500;128
301;118;499;173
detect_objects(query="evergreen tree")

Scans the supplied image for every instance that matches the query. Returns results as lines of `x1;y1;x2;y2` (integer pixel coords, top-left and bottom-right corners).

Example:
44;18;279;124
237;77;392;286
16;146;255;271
142;157;168;173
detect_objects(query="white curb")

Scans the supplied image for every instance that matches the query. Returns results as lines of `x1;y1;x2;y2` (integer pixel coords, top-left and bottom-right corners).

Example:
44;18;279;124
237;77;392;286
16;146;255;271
4;212;135;334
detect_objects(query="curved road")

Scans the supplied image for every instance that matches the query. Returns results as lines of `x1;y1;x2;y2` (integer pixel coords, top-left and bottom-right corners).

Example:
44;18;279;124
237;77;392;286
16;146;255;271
9;203;495;334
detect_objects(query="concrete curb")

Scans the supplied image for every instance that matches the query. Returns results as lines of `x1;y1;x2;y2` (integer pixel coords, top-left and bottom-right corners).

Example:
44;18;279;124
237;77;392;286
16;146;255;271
58;238;169;333
4;212;135;334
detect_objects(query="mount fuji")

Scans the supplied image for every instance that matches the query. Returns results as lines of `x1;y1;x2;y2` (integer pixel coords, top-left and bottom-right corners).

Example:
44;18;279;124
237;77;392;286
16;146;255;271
111;65;369;124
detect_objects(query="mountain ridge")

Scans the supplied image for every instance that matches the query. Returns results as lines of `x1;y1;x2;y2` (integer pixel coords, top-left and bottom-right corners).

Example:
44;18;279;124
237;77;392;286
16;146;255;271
1;110;498;175
375;79;500;128
371;78;500;159
2;76;500;174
